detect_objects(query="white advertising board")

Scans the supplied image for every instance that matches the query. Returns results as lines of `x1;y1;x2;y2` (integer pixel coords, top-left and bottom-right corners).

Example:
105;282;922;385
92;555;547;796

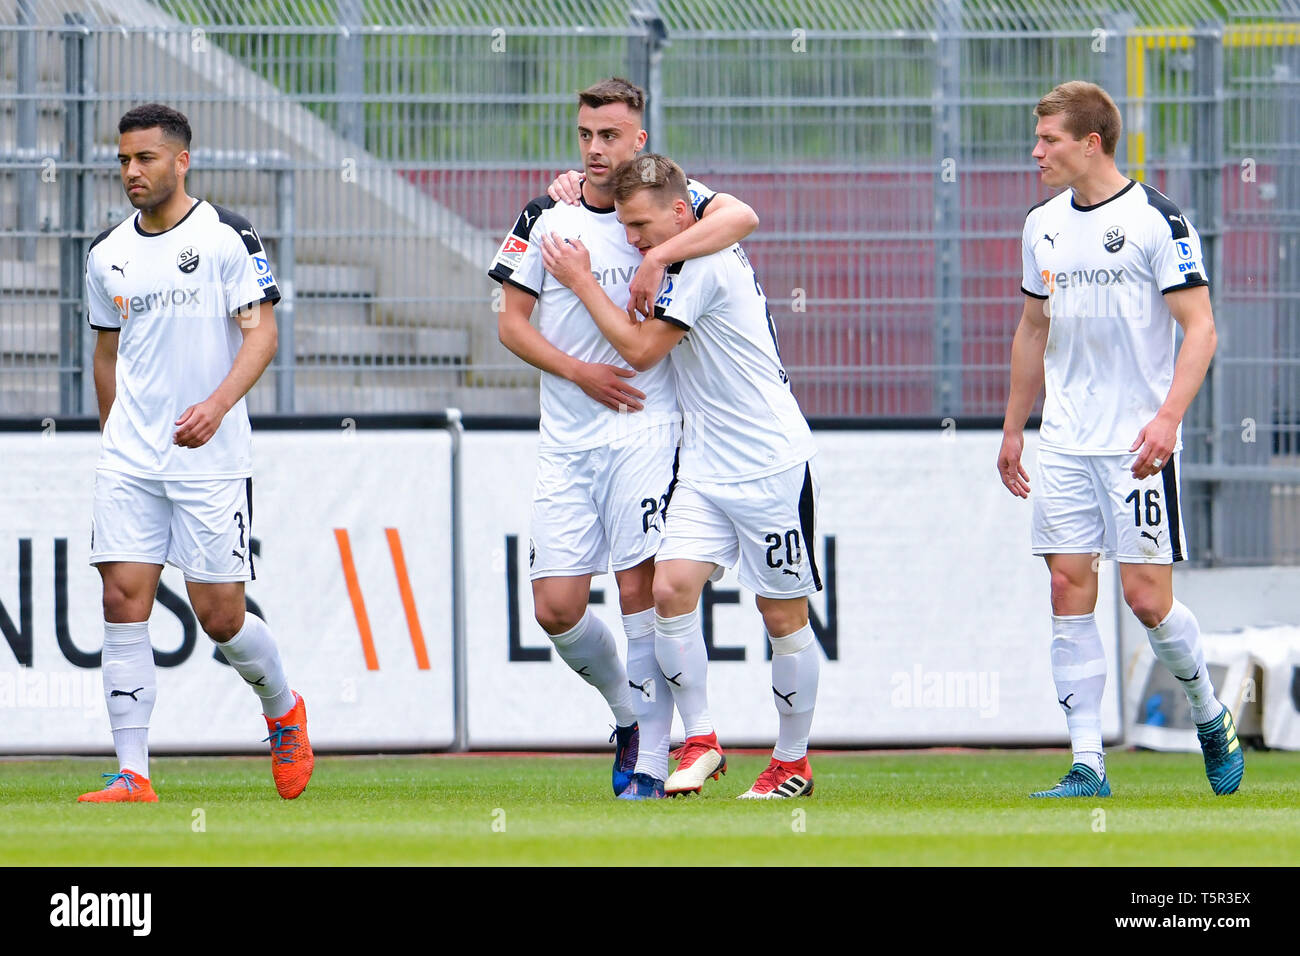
460;428;1122;748
0;427;455;752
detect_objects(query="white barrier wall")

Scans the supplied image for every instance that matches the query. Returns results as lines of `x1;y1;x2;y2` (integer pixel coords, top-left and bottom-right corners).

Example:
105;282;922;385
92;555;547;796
0;425;1121;751
461;429;1121;748
0;428;455;752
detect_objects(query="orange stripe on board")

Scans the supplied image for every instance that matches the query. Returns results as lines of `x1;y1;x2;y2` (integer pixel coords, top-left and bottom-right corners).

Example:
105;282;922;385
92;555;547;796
335;528;380;671
386;528;430;670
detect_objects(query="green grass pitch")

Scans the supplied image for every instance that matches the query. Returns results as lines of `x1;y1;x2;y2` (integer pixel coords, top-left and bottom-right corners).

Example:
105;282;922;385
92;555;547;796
2;750;1296;866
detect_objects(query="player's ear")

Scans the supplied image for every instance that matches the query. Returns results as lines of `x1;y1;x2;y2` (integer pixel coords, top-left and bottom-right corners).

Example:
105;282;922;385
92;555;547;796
635;128;647;152
174;147;190;177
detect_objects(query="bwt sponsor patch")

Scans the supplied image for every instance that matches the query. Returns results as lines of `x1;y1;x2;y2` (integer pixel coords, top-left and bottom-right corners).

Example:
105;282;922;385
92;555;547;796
494;235;529;270
253;256;270;275
1176;239;1194;261
655;274;676;308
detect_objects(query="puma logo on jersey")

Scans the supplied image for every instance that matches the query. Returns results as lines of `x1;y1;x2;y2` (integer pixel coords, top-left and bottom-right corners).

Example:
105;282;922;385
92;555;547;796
1140;530;1162;545
241;227;259;243
1058;693;1074;710
111;262;127;276
110;687;145;701
781;568;799;577
1039;232;1059;249
522;210;537;229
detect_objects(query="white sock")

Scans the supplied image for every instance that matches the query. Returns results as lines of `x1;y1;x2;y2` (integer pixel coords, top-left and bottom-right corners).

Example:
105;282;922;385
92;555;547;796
655;607;713;738
215;614;296;718
102;621;156;777
1146;599;1223;725
624;609;672;781
1050;613;1107;776
550;609;636;727
769;624;820;762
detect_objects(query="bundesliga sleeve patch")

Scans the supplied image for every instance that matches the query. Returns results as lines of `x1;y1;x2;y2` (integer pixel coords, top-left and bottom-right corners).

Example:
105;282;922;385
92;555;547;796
492;235;529;271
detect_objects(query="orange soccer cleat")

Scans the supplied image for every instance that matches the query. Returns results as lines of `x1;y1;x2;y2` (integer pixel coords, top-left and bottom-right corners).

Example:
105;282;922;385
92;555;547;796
737;755;814;799
77;770;159;803
263;691;315;799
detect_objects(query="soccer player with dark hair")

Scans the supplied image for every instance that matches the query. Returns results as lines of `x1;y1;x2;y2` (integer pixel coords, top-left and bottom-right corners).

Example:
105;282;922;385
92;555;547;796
998;81;1242;797
79;103;313;802
541;154;822;800
488;80;761;799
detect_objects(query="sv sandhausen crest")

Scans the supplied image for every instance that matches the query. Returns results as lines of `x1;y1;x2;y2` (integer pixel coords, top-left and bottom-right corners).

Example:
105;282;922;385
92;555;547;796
1102;225;1125;253
176;245;200;274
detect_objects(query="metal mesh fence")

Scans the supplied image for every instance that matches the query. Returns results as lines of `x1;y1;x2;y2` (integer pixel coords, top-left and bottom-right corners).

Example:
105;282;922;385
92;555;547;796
1;0;1297;563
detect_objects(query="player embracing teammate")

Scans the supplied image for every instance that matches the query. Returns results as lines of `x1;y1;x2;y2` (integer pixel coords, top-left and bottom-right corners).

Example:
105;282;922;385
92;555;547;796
1000;82;1243;797
542;154;822;800
488;79;764;798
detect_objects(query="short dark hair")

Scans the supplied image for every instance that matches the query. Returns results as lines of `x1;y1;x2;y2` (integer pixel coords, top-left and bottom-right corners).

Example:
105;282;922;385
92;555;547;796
1035;82;1122;156
578;77;645;115
611;154;689;207
118;103;192;150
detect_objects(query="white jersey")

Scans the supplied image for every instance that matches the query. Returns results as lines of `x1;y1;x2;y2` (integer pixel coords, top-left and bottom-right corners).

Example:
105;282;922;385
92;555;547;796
652;243;816;482
1020;180;1208;455
487;180;716;452
85;200;281;479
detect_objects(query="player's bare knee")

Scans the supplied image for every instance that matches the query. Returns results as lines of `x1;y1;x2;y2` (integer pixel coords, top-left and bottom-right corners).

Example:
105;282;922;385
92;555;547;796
616;575;653;614
1049;569;1089;614
755;595;808;637
534;603;584;636
198;607;245;643
101;586;147;623
1123;585;1167;629
651;574;693;617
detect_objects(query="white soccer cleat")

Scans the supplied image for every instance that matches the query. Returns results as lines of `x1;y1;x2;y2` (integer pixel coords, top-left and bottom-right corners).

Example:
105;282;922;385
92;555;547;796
665;731;727;796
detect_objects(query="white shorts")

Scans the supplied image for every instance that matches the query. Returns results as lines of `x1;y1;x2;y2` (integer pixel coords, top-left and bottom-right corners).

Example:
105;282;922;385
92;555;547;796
656;459;822;599
90;469;256;583
1032;449;1188;564
529;429;680;580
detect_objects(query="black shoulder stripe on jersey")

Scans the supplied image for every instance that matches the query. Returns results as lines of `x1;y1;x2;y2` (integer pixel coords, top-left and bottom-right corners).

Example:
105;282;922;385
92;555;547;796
1140;183;1190;240
511;195;557;241
652;307;690;330
665;260;685;276
87;225;115;255
212;202;268;255
1020;285;1048;300
1024;195;1052;217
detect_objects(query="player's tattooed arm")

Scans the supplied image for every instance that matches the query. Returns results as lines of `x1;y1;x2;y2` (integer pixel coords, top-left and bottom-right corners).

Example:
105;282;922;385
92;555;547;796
1129;285;1217;479
497;282;646;412
92;330;119;431
997;295;1050;498
173;302;278;449
625;193;759;320
541;234;686;371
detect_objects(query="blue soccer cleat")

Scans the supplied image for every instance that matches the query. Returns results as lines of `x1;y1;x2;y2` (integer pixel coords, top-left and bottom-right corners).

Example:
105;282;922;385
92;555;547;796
617;772;666;800
610;723;639;796
1030;763;1111;798
1196;705;1245;795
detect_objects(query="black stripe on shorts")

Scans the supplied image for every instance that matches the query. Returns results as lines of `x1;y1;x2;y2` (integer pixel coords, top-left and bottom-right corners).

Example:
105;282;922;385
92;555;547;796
246;477;256;581
1160;458;1184;563
797;463;822;591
